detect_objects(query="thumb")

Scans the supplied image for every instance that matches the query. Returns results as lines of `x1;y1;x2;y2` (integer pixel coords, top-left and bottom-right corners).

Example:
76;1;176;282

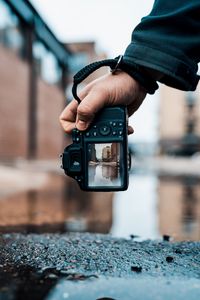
76;90;108;130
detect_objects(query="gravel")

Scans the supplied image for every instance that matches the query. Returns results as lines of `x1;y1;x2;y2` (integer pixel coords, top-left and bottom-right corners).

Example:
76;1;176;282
0;233;200;279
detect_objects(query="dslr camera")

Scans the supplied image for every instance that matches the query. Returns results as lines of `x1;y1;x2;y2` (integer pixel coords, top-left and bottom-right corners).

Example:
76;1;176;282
61;106;130;191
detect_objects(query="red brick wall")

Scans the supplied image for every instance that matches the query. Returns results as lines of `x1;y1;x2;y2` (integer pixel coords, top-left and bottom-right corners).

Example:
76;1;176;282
0;46;29;159
36;79;64;159
0;45;65;160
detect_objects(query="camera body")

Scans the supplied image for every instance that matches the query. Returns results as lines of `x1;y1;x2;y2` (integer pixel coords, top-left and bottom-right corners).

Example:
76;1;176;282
61;106;129;191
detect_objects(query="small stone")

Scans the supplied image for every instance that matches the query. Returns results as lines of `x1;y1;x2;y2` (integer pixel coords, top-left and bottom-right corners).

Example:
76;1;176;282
166;256;174;263
46;273;58;279
174;249;182;254
163;235;171;242
95;240;101;244
130;234;140;239
131;266;142;273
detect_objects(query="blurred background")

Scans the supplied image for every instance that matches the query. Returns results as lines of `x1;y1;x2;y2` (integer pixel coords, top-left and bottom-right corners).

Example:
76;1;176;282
0;0;200;241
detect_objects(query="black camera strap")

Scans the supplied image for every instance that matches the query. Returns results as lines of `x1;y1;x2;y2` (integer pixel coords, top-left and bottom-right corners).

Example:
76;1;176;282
72;55;158;103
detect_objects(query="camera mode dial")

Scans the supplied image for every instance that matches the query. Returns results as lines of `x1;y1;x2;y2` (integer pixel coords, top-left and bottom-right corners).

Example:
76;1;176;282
99;124;111;136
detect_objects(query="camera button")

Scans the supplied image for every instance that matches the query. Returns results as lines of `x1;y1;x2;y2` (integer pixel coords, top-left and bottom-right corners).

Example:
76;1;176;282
99;125;111;136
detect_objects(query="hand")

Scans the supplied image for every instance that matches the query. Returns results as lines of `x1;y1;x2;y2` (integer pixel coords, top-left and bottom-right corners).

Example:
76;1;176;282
59;71;147;133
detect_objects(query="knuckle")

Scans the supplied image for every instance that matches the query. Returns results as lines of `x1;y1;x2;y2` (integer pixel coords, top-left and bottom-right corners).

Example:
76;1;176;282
77;103;94;117
59;113;64;122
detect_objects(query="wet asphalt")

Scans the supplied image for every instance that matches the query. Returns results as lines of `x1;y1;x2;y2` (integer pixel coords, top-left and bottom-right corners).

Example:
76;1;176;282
0;233;200;299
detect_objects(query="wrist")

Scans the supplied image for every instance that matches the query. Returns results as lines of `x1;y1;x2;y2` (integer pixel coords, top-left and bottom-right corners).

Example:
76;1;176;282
111;56;159;94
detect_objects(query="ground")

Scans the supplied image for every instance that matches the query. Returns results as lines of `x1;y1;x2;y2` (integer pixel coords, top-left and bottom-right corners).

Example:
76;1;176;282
0;158;200;299
0;233;200;299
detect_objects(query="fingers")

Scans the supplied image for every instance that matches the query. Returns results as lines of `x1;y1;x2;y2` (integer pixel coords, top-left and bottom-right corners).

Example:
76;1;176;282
59;72;147;134
76;89;108;130
59;88;109;132
60;97;135;137
59;99;78;133
128;125;134;135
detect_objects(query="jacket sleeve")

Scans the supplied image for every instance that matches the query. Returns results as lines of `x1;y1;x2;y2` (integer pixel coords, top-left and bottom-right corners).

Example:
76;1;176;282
124;0;200;91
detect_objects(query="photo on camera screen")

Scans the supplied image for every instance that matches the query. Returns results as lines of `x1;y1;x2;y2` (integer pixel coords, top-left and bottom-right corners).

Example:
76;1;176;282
87;143;122;187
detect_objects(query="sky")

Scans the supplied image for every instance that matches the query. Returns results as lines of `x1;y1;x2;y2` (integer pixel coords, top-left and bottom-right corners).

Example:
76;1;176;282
30;0;159;143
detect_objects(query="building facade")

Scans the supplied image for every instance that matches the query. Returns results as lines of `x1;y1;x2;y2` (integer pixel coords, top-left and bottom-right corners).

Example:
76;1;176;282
0;1;114;235
0;0;71;160
159;84;200;156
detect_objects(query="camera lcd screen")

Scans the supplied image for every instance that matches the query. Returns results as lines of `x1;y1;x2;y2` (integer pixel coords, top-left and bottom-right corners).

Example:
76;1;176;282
87;143;123;188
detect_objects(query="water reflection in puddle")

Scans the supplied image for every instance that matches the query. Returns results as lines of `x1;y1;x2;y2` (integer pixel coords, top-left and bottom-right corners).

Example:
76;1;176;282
112;173;200;241
111;174;159;240
0;174;113;234
158;175;200;241
0;167;200;241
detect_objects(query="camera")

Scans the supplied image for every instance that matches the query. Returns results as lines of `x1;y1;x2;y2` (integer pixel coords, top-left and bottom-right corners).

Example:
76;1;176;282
61;106;130;191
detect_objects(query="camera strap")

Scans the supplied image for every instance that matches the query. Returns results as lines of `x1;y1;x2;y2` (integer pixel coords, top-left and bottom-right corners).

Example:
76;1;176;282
72;55;158;103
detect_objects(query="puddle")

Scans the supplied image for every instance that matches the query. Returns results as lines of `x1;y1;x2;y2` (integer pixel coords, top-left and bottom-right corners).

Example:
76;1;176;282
0;174;113;234
111;173;200;241
111;174;158;240
0;265;58;300
0;165;200;241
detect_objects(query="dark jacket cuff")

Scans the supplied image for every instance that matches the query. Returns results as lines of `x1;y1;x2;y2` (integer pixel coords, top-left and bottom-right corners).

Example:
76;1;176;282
124;42;200;91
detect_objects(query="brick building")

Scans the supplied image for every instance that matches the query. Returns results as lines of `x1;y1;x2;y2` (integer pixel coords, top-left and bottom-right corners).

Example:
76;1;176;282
66;41;107;80
0;0;113;234
159;84;200;156
0;0;71;160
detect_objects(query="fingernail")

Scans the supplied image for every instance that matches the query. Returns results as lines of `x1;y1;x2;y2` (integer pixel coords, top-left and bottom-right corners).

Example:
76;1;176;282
77;120;87;130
